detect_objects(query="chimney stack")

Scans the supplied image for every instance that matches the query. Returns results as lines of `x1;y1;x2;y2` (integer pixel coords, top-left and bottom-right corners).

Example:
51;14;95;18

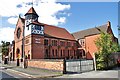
107;21;111;27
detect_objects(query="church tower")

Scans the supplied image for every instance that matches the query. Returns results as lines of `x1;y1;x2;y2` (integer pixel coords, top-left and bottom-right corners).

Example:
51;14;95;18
25;7;38;36
24;7;44;36
24;7;45;59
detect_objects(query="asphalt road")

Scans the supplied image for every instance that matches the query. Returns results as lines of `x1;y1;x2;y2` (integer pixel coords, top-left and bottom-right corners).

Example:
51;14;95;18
0;67;32;80
0;64;120;80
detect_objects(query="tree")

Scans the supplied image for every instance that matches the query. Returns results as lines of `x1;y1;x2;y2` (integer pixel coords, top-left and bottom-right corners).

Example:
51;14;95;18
95;32;119;70
1;41;10;56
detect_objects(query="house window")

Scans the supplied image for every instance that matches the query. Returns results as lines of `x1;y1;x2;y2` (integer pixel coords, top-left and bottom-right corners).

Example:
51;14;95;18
61;50;62;57
68;50;69;56
52;49;54;56
52;40;57;46
83;41;85;46
44;39;48;45
70;50;72;56
45;49;49;57
73;42;76;46
60;41;65;46
55;40;57;46
79;39;85;46
63;50;65;56
80;40;83;46
55;49;57;56
74;50;76;56
27;26;29;30
67;42;71;47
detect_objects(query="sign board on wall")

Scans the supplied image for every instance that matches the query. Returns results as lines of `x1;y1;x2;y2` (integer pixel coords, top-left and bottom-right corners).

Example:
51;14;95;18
35;38;41;44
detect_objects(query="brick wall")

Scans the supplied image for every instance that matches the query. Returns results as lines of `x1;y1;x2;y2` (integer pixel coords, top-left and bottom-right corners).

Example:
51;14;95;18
85;34;100;59
31;35;44;59
14;18;24;60
28;59;64;72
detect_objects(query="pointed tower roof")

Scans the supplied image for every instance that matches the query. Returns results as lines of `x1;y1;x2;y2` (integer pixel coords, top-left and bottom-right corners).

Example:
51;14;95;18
25;7;39;17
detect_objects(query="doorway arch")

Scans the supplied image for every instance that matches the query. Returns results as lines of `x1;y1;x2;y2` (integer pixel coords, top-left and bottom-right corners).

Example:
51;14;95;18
16;48;20;59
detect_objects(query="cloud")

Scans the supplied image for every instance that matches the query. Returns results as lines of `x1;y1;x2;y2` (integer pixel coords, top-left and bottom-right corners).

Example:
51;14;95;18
8;17;18;25
0;27;14;43
57;0;119;2
0;0;71;26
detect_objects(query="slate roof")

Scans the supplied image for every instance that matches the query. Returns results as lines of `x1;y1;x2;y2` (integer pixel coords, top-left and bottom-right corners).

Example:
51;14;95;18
72;24;109;40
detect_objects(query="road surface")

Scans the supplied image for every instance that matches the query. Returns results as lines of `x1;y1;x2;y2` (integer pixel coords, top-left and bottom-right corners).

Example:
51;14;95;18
0;66;32;80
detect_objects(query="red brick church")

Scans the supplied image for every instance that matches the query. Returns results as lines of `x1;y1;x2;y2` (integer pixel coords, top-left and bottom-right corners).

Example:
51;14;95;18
13;7;77;60
8;7;118;61
72;21;118;59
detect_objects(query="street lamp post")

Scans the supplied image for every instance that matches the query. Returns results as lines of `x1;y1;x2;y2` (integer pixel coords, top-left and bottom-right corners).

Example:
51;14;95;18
93;53;96;71
22;25;25;68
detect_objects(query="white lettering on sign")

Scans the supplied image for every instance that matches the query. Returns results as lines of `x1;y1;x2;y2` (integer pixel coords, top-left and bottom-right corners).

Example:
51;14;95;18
35;38;41;44
35;41;41;43
35;38;40;40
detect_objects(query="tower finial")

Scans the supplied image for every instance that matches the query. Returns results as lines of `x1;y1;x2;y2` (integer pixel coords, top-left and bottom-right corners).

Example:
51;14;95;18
32;0;33;7
19;14;21;18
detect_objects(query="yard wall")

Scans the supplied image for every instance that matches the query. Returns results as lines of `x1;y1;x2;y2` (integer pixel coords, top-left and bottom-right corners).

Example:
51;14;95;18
28;59;64;72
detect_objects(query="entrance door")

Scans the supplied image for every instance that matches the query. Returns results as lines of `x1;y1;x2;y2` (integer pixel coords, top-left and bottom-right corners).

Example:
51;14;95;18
45;49;49;58
16;48;20;66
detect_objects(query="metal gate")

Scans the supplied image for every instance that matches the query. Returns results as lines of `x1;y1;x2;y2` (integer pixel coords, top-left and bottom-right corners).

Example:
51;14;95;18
65;59;94;73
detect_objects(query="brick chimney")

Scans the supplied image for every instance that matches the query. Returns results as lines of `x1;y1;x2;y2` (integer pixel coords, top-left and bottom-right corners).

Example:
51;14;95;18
107;21;111;27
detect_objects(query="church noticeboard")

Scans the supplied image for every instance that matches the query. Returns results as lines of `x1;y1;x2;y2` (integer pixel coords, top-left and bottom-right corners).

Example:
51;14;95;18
35;38;41;44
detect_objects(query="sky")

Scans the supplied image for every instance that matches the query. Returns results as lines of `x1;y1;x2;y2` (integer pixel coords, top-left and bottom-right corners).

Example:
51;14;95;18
0;0;119;44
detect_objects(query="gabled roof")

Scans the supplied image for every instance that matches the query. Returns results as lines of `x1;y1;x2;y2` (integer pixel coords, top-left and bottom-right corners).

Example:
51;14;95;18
20;18;25;24
14;16;25;33
31;21;75;40
19;20;75;40
72;22;111;40
44;24;75;40
25;7;38;16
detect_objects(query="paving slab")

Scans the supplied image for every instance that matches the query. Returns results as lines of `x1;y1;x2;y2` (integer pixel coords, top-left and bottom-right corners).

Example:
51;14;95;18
1;63;62;78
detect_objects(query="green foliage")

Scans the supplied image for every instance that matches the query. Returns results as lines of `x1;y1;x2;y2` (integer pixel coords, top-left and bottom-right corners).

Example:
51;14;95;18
116;44;120;52
95;32;119;70
1;41;10;56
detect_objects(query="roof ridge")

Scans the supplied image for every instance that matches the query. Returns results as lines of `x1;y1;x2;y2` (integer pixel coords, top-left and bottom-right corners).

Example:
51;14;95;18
72;24;107;34
44;23;65;29
34;21;66;30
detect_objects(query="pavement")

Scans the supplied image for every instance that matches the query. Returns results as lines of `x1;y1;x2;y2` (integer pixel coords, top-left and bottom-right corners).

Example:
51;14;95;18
57;70;119;78
56;67;120;79
1;62;120;79
0;63;63;78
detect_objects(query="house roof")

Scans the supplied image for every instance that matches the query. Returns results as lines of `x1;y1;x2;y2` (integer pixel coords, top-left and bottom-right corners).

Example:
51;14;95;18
16;7;75;41
22;21;75;40
32;21;75;40
20;17;25;24
25;7;38;16
72;23;109;40
44;24;75;40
